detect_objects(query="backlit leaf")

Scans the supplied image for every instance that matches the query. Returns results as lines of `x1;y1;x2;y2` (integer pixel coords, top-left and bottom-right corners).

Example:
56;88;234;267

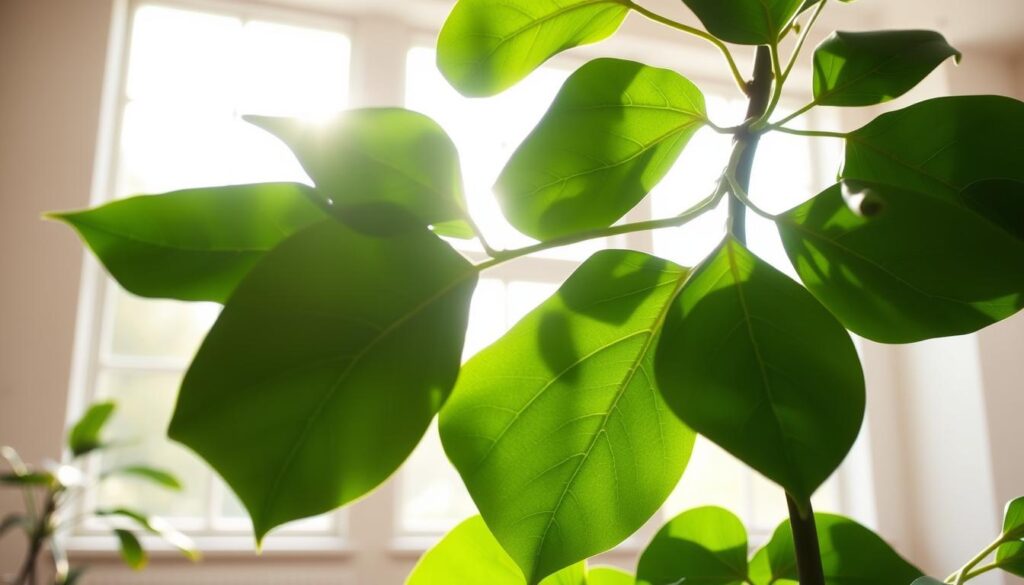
588;567;633;585
68;401;116;457
114;529;146;570
637;507;748;585
682;0;803;44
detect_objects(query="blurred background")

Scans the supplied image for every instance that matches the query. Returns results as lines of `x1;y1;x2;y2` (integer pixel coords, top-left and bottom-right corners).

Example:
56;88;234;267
1;0;1023;582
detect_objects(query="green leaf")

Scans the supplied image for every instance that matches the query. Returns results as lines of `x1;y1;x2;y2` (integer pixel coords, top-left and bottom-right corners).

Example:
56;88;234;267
68;401;116;457
496;58;706;241
842;96;1024;201
812;30;960;107
0;472;54;486
778;182;1024;343
169;220;477;542
406;516;585;585
50;183;325;303
997;496;1024;577
437;0;628;97
114;529;146;570
655;237;864;502
441;250;696;584
637;506;748;585
960;178;1024;241
587;567;633;585
682;0;803;44
96;508;199;561
102;465;183;491
750;513;922;585
246;110;472;238
1003;496;1024;537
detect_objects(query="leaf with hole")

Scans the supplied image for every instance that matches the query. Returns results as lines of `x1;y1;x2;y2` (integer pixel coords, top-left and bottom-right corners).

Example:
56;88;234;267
437;0;628;97
441;249;696;583
812;30;960;107
246;110;472;238
682;0;803;44
496;58;706;241
637;506;748;585
68;401;116;457
169;220;478;541
748;513;922;585
655;237;864;502
778;182;1024;343
50;183;325;302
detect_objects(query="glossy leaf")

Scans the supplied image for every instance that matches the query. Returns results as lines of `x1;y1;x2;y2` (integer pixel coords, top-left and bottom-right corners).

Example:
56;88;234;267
496;58;706;241
778;182;1024;343
682;0;803;44
114;529;146;570
96;508;199;560
842;96;1024;201
960;178;1024;241
812;30;960;107
749;513;922;585
246;110;472;238
406;516;585;585
68;401;116;457
102;465;182;491
442;250;696;583
437;0;628;97
655;237;864;502
997;497;1024;577
637;506;748;585
169;221;477;541
588;567;633;585
51;183;325;303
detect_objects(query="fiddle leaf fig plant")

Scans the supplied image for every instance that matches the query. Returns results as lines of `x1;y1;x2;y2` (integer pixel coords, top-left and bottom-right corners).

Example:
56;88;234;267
51;0;1024;582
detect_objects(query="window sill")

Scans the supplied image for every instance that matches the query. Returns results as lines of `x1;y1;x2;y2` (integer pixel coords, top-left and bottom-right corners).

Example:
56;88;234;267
64;534;353;559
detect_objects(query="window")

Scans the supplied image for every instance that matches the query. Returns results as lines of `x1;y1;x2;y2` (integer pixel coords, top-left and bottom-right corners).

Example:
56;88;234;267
68;0;873;565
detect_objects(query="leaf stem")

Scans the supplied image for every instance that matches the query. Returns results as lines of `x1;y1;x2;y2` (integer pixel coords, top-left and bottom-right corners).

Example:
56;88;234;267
782;0;827;83
465;214;500;258
948;536;1006;584
772;126;847;139
769;101;817;129
787;495;828;585
624;1;749;95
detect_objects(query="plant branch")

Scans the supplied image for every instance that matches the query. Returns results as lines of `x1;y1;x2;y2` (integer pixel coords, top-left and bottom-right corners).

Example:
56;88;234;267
948;536;1006;584
787;494;828;585
772;126;847;139
782;0;827;83
729;46;773;244
624;1;749;95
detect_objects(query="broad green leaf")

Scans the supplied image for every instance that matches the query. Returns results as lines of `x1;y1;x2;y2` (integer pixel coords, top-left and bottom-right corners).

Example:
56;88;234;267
637;507;748;585
96;508;199;560
169;221;477;541
655;237;864;502
68;401;115;457
960;179;1024;241
997;497;1024;577
406;516;585;585
437;0;628;97
441;250;696;584
750;513;922;585
1003;496;1024;537
778;182;1024;343
682;0;803;44
51;183;325;303
812;30;960;107
496;58;706;241
101;465;182;491
114;529;146;570
588;567;633;585
246;110;472;238
842;96;1024;201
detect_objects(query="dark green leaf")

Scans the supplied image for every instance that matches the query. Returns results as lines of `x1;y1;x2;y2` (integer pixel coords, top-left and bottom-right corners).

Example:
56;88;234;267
246;110;472;238
682;0;803;44
637;506;748;585
114;529;146;570
749;513;921;585
496;58;706;241
102;465;182;491
997;497;1024;577
441;250;696;584
960;179;1024;241
169;220;477;542
655;237;864;502
778;182;1024;343
50;183;325;303
588;567;632;585
0;472;54;486
406;516;585;585
437;0;628;97
97;508;199;560
842;96;1024;201
812;30;960;107
68;401;116;457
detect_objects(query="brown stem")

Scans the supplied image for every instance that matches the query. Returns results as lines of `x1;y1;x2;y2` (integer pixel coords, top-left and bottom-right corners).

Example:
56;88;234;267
14;491;56;585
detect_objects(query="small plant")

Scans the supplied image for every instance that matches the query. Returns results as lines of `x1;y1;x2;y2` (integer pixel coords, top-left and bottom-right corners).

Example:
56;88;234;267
50;0;1023;582
1;402;198;585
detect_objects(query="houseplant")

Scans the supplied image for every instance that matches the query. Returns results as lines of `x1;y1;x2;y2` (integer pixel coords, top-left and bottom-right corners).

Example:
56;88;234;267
50;0;1024;582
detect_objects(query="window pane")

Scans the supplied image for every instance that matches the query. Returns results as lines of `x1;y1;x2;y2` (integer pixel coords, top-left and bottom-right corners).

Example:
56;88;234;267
105;289;219;361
